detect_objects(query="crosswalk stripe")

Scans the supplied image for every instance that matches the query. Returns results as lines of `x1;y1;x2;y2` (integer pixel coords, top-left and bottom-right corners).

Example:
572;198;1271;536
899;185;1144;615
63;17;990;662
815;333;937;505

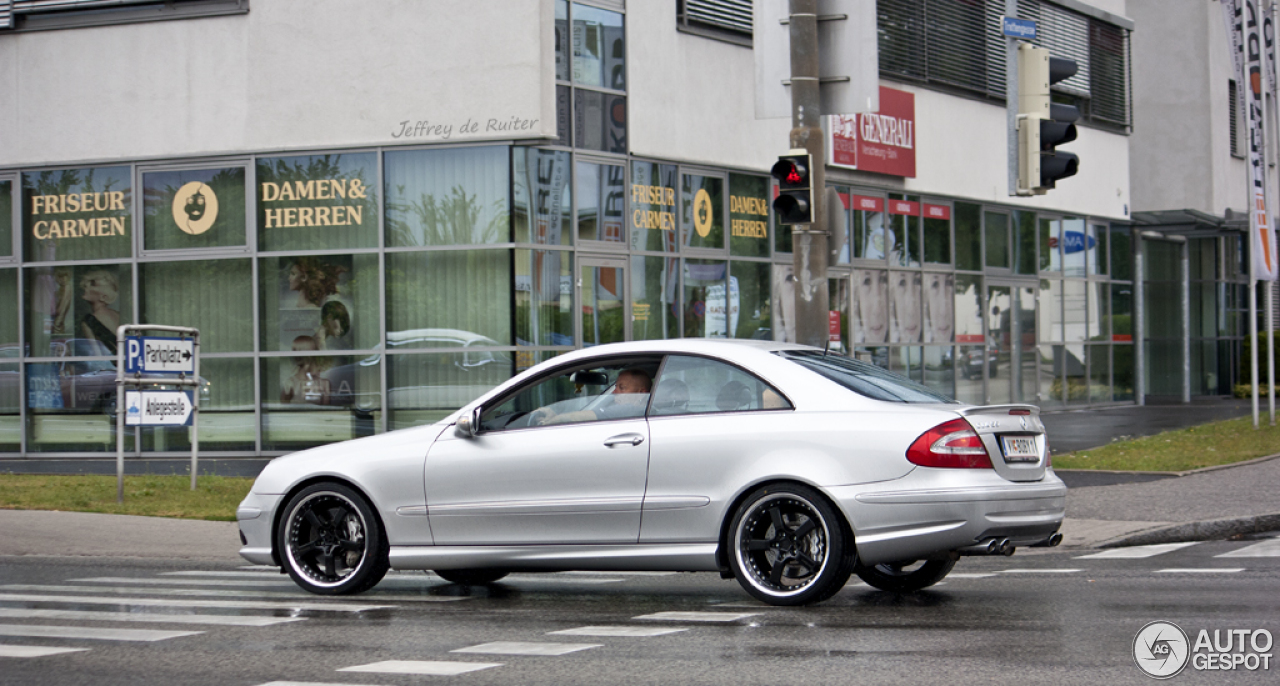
0;645;91;658
634;611;760;622
0;624;202;642
452;641;601;656
71;577;296;588
946;573;998;579
338;660;502;676
1075;543;1200;559
163;571;286;579
0;607;304;627
1155;568;1245;573
257;682;397;686
0;584;460;603
997;569;1082;573
549;626;688;637
0;592;391;613
1215;537;1280;558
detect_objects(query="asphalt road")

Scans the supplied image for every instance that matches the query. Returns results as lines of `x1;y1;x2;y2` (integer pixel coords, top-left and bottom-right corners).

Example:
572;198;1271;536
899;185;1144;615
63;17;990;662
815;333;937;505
1;537;1277;685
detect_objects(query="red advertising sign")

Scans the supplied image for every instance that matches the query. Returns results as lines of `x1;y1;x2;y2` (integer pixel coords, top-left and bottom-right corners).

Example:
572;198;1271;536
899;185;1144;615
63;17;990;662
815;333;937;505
829;86;917;178
888;200;919;216
829;311;842;342
923;204;951;220
851;195;883;212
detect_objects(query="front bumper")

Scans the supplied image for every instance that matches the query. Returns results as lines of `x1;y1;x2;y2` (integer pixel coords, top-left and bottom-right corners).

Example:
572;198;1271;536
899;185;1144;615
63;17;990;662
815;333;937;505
237;491;284;566
830;468;1067;566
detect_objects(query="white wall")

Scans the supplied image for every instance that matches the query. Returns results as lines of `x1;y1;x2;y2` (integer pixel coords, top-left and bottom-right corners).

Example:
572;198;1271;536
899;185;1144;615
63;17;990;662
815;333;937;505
0;0;557;168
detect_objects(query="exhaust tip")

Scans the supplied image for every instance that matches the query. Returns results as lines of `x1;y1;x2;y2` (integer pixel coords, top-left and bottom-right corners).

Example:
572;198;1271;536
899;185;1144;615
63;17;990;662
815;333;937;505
997;538;1015;556
1047;532;1063;547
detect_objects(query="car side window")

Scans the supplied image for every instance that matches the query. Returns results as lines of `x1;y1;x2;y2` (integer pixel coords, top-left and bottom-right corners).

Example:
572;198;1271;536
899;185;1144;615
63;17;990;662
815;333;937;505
650;355;791;417
479;358;660;432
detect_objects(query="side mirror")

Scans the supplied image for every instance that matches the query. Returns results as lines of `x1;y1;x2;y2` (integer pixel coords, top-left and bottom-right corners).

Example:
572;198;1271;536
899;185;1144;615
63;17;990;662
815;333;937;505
454;406;482;438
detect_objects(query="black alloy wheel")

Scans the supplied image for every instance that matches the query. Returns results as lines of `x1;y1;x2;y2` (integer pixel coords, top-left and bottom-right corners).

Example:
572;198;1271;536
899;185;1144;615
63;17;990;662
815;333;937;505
854;558;956;592
278;482;389;595
432;569;511;585
728;483;855;606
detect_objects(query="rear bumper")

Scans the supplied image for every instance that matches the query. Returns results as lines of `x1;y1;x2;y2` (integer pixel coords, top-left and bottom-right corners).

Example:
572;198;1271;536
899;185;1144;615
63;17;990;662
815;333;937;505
830;468;1066;565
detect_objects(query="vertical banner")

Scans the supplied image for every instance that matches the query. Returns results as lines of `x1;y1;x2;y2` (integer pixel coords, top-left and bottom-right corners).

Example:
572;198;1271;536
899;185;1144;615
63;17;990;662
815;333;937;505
1226;0;1280;279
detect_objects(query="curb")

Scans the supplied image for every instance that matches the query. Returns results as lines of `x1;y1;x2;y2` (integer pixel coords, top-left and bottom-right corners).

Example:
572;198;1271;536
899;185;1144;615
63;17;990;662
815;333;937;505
1097;512;1280;548
1054;451;1280;478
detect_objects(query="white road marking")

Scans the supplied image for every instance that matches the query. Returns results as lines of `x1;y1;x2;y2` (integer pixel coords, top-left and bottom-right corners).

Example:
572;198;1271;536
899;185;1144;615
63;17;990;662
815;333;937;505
634;611;760;622
0;624;202;642
0;584;459;603
1074;543;1200;559
0;592;391;613
997;569;1082;573
0;607;304;627
0;645;91;658
1155;568;1245;573
946;573;999;579
425;574;623;585
71;577;296;588
257;682;396;686
163;571;286;578
558;571;678;577
549;626;689;637
1216;537;1280;558
339;660;502;676
452;641;601;656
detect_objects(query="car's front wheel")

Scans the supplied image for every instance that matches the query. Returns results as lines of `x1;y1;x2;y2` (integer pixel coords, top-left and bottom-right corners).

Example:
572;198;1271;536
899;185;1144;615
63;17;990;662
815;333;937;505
728;484;855;606
432;569;510;585
277;482;389;595
854;558;956;592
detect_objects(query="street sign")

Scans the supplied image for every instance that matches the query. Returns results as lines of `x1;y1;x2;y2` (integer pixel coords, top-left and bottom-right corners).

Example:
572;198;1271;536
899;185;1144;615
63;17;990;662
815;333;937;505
124;390;195;427
125;336;196;375
1002;16;1037;40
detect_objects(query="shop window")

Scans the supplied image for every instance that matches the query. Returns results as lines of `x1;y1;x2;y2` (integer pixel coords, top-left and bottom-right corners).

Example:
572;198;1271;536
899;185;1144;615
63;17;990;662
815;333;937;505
921;345;955;399
1040;217;1061;272
829;277;849;354
1063;279;1087;341
955;274;983;346
554;85;572;147
388;351;514;431
1088;224;1108;276
387;146;510;247
683;259;728;337
256;153;377;252
631;255;680;341
774;197;792;255
890;271;922;343
731;261;771;340
681;174;724;250
25;264;132;359
575;90;628;153
852;269;889;344
1088;282;1108;340
1110;225;1133;280
143;167;247;251
1040;278;1063;342
512;249;570;347
555;0;571;82
140;259;253;353
729;174;770;258
259;254;378;353
0;179;12;258
261;354;381;452
1110;283;1133;341
23;166;132;262
1038;343;1066;408
630;161;678;253
25;361;134;453
923;271;954;344
513;148;571;246
0;269;16;452
954;202;981;271
984;212;1009;270
577;161;626;244
572;4;626;90
1014;210;1037;275
887;196;920;266
1062;217;1087;277
387;250;513;349
1113;343;1135;401
922;204;950;265
851;194;886;261
140;357;255;453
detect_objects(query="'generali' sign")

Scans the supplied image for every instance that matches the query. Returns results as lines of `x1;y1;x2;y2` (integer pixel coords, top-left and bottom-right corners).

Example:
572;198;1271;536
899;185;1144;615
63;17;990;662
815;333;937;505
829;86;916;178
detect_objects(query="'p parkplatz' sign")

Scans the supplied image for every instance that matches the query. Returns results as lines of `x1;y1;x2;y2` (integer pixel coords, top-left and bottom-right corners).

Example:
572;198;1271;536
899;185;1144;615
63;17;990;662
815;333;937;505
125;336;196;375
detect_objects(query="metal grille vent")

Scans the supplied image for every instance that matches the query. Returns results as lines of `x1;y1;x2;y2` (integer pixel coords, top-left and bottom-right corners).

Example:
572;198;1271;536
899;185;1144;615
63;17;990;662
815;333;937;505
679;0;752;36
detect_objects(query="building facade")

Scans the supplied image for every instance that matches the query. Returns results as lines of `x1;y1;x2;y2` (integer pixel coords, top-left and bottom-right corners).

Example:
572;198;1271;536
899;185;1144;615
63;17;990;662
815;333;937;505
0;0;1143;459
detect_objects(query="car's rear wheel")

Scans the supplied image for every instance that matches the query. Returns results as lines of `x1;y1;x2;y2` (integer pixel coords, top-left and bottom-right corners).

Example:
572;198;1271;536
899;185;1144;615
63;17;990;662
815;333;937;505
728;484;854;606
854;558;955;592
278;482;389;595
432;569;510;585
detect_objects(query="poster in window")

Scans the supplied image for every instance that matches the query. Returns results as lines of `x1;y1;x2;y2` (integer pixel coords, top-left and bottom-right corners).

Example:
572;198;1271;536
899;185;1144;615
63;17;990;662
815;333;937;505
277;255;355;353
890;271;922;343
923;272;955;344
27;264;129;358
852;269;888;343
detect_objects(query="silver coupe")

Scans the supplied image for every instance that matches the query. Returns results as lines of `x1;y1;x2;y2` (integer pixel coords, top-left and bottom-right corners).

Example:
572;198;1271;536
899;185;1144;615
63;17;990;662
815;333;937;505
237;339;1066;606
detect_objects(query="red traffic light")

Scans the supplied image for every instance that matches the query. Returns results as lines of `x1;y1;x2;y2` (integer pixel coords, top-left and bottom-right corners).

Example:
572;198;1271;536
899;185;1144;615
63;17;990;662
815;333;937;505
771;154;810;190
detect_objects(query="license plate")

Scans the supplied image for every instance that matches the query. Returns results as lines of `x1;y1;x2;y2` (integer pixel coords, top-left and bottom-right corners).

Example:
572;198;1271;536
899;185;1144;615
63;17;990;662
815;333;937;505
1000;436;1039;463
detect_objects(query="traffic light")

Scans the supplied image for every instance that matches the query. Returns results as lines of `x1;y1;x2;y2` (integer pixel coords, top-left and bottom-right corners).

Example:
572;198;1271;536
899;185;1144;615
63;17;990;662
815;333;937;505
771;151;813;224
1017;44;1079;194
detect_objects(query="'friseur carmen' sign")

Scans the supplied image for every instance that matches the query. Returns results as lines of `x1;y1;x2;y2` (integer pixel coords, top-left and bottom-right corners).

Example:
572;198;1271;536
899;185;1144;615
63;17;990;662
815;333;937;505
29;191;128;239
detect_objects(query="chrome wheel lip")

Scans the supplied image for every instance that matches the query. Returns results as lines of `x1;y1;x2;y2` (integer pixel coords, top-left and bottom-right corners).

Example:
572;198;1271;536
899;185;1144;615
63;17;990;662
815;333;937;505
733;493;831;599
283;491;368;589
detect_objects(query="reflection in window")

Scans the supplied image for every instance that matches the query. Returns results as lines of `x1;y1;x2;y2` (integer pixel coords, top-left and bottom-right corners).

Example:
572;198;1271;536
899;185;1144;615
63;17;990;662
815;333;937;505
984;212;1009;269
655;354;789;416
0;270;15;451
732;261;771;340
1110;225;1132;280
143;167;246;251
1014;210;1037;275
388;351;514;431
262;355;381;451
829;277;849;354
1039;279;1063;342
729;174;770;258
887;201;920;266
25;361;132;453
1064;280;1087;342
852;269;889;344
0;180;12;258
954;274;983;346
256;153;378;252
922;208;950;264
629;161;678;252
142;260;252;353
923;272;954;343
682;174;723;250
23;166;132;262
890;271;922;343
575;90;627;153
576;161;625;243
481;359;659;432
26;264;132;358
954;202;981;271
684;259;727;337
260;254;378;353
140;357;255;453
387;146;509;247
1062;217;1087;277
631;255;679;341
555;0;570;82
1040;217;1060;272
516;249;573;347
387;250;512;349
513;148;571;245
572;4;626;90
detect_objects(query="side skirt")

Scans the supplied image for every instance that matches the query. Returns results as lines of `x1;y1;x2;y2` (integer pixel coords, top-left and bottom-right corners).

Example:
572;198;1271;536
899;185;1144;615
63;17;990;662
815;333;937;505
388;543;720;572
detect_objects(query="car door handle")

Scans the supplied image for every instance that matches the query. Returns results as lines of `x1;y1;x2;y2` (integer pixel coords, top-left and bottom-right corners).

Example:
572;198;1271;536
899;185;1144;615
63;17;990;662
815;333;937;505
603;433;645;448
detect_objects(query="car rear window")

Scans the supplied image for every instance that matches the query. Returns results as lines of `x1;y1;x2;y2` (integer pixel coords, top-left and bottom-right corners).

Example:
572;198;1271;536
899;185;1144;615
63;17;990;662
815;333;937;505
778;351;957;404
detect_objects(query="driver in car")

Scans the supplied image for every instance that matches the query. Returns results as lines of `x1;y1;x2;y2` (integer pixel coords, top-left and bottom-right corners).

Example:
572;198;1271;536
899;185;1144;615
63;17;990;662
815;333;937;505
531;368;652;425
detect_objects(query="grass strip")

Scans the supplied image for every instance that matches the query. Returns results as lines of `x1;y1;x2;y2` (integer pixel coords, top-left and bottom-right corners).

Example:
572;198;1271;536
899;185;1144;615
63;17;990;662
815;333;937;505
0;474;252;521
1053;415;1280;472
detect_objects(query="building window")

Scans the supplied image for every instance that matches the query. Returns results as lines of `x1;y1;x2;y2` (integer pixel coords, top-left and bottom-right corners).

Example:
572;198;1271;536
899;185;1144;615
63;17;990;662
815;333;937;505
677;0;752;46
1230;80;1244;158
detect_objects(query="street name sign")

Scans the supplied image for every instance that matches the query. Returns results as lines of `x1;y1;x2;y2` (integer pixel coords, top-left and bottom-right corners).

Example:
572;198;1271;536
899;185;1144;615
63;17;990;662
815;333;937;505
1002;16;1037;40
124;336;195;375
124;390;195;427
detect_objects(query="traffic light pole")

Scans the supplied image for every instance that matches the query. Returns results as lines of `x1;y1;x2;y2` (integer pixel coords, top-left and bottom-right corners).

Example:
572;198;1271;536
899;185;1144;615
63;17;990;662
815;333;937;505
787;0;830;347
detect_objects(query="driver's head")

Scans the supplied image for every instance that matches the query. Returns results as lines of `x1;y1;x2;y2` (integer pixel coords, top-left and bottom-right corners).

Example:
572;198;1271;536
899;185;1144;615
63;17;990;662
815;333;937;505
613;369;652;403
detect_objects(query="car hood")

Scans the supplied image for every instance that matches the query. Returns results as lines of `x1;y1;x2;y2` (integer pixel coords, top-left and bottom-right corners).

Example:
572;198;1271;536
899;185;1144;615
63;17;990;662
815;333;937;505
251;423;447;495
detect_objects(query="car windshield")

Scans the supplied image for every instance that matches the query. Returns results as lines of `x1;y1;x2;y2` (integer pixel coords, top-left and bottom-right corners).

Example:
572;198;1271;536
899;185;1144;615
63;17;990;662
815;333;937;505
778;351;957;404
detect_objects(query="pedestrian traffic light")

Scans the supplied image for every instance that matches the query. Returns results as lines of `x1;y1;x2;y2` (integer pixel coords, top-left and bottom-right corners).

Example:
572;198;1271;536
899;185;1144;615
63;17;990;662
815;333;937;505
771;151;813;224
1017;44;1079;195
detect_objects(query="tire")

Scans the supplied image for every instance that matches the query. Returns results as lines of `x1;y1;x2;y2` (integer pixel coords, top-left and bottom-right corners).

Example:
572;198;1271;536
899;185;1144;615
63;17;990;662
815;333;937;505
854;558;956;592
727;483;855;606
432;569;510;585
277;482;389;595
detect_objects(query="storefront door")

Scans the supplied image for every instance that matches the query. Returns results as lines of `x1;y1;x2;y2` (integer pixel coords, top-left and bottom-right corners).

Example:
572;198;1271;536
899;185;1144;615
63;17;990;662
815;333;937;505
985;280;1038;405
579;257;629;345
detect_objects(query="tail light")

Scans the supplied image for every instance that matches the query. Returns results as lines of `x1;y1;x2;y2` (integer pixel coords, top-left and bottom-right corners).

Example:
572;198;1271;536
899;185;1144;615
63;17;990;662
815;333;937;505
906;418;993;469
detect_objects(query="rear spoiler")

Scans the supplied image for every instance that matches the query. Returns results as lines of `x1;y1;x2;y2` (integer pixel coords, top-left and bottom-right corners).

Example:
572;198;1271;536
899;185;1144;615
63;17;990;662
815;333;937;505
956;404;1040;417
